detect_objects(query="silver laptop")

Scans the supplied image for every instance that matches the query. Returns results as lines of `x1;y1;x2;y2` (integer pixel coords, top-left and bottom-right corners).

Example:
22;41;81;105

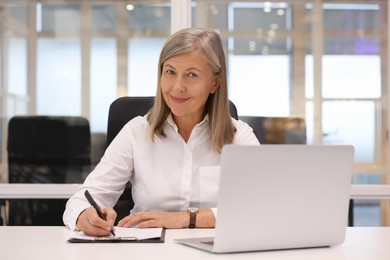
176;145;354;253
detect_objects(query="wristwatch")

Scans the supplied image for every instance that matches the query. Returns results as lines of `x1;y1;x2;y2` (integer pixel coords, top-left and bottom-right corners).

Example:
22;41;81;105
186;207;199;228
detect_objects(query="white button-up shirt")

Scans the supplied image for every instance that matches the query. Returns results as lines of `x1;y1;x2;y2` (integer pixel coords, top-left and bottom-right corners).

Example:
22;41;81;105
63;114;260;230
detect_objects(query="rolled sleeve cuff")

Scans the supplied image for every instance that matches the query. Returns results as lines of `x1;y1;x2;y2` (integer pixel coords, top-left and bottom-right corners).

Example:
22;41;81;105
63;204;90;231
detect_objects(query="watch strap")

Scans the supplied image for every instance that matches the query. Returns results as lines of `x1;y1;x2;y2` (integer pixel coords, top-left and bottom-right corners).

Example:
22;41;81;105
186;208;198;228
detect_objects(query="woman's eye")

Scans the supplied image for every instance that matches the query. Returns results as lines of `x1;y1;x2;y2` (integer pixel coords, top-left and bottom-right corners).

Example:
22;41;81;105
188;72;197;78
165;69;175;75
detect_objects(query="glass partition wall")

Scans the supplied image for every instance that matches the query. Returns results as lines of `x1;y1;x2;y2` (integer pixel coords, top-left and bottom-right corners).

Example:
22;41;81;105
0;0;389;226
192;1;388;226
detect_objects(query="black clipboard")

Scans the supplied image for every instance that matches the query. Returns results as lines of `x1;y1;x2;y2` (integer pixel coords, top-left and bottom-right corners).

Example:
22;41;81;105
67;228;166;243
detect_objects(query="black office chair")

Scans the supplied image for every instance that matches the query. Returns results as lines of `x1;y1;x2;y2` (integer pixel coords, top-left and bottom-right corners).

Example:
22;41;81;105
106;96;238;220
7;116;91;225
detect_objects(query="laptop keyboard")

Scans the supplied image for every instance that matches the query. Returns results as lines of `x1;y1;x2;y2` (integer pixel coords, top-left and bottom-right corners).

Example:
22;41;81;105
201;241;214;246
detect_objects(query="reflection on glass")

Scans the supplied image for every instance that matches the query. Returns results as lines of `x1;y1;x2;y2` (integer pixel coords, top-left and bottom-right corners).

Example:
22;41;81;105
92;5;116;31
229;3;290;55
324;37;380;55
91;39;117;132
233;37;288;55
128;3;170;33
232;3;289;30
37;39;81;115
323;101;375;162
10;5;28;25
128;38;166;96
9;37;27;96
323;4;380;30
229;55;289;116
41;4;80;31
192;3;228;29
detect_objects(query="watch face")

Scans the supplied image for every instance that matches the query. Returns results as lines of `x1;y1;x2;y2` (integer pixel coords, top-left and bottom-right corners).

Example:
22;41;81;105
188;207;198;213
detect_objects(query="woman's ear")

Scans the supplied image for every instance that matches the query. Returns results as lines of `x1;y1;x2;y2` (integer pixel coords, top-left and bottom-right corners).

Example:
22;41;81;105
211;78;220;94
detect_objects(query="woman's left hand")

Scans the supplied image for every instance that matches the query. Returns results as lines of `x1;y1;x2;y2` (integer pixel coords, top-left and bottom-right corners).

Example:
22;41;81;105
117;210;189;228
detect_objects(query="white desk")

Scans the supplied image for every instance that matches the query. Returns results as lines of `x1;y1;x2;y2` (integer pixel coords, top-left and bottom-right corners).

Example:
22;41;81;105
1;183;390;199
0;227;389;259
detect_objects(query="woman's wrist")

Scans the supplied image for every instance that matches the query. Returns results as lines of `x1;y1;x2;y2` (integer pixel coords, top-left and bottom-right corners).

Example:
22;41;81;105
184;208;215;228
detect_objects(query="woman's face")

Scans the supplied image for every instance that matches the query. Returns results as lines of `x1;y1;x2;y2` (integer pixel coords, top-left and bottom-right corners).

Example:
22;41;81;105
160;52;218;123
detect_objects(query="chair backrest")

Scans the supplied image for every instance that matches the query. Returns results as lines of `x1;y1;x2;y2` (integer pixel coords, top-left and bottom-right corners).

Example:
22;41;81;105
106;96;238;146
8;116;91;183
107;97;154;146
7;116;91;225
238;116;307;144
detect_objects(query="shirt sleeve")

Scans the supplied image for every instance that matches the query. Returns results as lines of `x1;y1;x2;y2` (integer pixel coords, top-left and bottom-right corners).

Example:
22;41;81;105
233;118;261;145
63;118;140;230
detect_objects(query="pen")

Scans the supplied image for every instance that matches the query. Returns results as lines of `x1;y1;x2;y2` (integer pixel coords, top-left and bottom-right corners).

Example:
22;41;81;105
84;190;116;236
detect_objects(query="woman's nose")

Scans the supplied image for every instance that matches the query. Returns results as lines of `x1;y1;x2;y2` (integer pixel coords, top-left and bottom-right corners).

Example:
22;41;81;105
172;77;186;93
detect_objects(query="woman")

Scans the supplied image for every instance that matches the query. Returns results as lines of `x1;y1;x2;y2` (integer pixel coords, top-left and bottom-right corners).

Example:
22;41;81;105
63;28;259;236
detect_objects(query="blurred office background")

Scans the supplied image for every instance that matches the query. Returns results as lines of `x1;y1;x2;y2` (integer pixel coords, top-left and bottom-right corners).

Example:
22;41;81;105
0;0;388;226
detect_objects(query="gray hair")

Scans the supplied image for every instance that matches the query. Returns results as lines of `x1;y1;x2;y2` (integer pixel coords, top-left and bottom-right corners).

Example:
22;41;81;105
148;28;235;152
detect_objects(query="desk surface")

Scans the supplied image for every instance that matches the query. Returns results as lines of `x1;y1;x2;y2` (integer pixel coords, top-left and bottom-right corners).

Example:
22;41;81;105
1;227;389;260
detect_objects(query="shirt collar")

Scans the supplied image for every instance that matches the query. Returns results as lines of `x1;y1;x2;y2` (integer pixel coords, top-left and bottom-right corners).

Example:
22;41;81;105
167;113;209;132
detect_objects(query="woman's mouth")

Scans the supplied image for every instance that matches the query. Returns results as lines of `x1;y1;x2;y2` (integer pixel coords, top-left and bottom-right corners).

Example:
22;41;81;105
171;95;189;103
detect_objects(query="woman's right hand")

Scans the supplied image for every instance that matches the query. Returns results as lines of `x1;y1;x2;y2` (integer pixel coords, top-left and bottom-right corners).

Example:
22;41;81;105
76;207;117;236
